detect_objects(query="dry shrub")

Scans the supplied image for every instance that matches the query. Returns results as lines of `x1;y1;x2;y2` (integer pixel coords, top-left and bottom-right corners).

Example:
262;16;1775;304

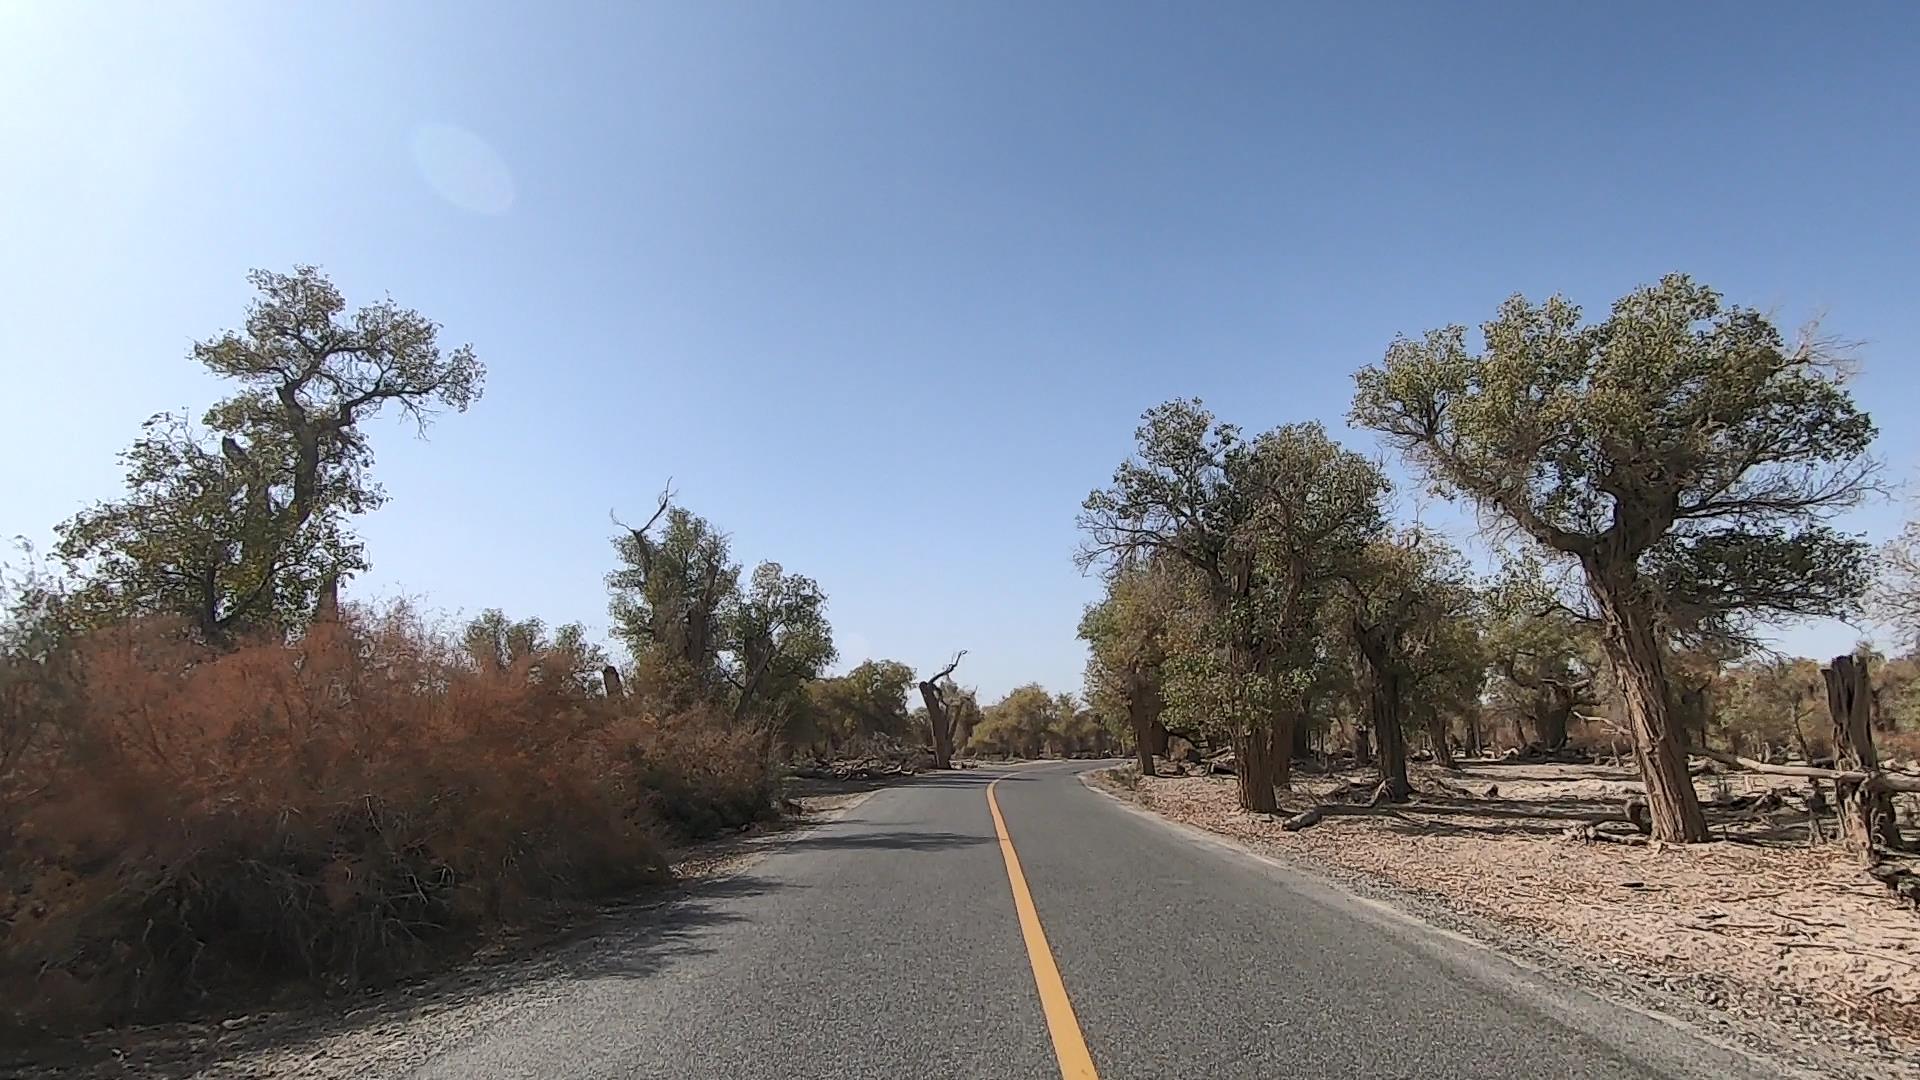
1880;728;1920;766
0;605;772;1031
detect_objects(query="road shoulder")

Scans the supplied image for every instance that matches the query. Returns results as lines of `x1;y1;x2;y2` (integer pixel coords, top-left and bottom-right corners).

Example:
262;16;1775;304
1;788;892;1080
1081;765;1916;1080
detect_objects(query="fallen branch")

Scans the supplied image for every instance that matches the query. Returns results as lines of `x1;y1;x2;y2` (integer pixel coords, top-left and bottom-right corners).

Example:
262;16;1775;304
1563;823;1649;847
1281;806;1324;832
1685;745;1920;794
1779;940;1920;971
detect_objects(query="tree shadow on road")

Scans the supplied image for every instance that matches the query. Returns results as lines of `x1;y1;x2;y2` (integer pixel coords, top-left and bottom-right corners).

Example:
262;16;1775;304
6;876;789;1080
791;828;991;851
907;770;1037;787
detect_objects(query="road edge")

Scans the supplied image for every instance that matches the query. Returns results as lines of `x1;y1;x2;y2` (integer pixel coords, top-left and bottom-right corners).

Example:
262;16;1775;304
1073;766;1818;1080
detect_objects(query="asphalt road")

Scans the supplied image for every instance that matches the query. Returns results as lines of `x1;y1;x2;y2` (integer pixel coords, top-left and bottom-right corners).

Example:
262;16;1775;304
413;761;1786;1080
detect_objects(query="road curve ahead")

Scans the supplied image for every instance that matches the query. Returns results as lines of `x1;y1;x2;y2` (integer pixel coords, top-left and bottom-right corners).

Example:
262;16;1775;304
414;762;1784;1080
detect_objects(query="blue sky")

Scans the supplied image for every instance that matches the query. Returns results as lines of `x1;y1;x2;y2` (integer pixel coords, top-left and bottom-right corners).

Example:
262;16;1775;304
3;3;1916;700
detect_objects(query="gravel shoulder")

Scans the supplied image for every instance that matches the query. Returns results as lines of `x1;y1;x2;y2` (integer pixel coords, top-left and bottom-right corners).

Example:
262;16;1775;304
1088;762;1920;1080
1;784;889;1080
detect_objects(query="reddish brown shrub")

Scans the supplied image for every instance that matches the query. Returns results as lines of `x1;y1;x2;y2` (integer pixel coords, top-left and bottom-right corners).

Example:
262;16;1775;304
0;606;772;1030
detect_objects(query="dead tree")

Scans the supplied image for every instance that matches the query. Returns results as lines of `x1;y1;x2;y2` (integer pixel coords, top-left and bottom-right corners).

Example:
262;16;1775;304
1823;654;1901;855
919;651;966;770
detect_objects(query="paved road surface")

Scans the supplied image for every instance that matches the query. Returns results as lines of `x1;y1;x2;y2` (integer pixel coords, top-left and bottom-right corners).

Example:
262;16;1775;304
414;761;1784;1080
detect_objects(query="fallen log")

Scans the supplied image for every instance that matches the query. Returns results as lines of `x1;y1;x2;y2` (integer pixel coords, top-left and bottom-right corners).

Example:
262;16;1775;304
1685;745;1920;793
1563;823;1649;847
1282;806;1324;832
1278;784;1391;831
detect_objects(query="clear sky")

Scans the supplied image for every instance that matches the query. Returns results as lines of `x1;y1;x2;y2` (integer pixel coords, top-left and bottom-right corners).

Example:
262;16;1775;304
3;3;1916;700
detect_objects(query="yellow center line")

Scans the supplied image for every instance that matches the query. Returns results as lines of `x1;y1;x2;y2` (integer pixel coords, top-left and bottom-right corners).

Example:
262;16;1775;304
987;776;1101;1080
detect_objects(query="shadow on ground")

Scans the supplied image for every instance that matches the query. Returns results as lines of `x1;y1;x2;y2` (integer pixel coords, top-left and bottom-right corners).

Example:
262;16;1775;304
2;875;786;1080
792;827;990;851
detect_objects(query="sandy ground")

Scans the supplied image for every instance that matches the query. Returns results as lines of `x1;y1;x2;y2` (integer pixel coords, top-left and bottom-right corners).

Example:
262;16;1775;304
1106;758;1920;1075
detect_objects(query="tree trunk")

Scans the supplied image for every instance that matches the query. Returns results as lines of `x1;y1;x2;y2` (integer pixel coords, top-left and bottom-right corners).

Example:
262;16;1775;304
1231;726;1278;812
1534;698;1572;750
1465;708;1481;758
1291;716;1311;759
1129;694;1156;777
1588;567;1709;843
1427;715;1456;770
1146;719;1170;758
920;680;953;770
1269;710;1295;790
1824;655;1899;855
1787;702;1814;763
1370;675;1411;801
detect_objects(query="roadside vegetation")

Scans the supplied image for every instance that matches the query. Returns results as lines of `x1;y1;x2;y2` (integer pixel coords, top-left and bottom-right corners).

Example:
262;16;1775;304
11;267;1920;1055
1077;275;1920;1050
0;268;1028;1033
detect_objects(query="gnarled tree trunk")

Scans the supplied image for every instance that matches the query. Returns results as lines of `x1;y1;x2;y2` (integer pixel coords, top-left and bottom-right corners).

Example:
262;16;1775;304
919;652;966;770
1232;725;1278;812
1267;709;1296;790
1370;675;1411;800
1588;567;1708;843
1426;715;1456;769
1128;689;1160;777
1825;654;1899;855
921;680;954;769
1533;698;1572;751
1146;719;1170;759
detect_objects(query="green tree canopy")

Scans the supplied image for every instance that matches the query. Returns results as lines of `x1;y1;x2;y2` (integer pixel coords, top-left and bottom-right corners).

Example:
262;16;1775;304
1352;275;1876;841
462;607;610;694
725;561;837;723
608;496;741;693
1336;528;1481;790
1079;401;1387;807
799;659;918;752
57;267;483;639
1481;552;1600;750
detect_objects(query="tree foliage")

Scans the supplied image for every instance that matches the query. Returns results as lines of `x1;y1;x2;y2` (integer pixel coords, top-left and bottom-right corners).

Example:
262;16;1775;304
1352;274;1877;841
724;562;836;723
795;659;918;753
56;267;483;639
1481;553;1600;749
1336;529;1482;790
1079;402;1387;807
462;608;610;695
1869;520;1920;649
966;685;1110;759
609;498;740;695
